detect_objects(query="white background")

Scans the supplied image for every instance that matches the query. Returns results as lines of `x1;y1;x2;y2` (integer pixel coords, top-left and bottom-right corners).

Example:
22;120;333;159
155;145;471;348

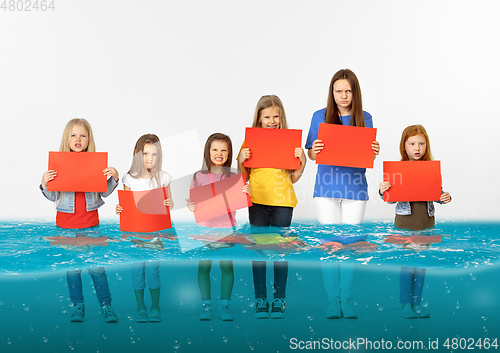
1;0;499;221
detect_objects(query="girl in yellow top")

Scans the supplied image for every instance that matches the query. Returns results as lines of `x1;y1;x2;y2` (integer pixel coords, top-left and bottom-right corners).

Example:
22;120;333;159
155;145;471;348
238;95;306;319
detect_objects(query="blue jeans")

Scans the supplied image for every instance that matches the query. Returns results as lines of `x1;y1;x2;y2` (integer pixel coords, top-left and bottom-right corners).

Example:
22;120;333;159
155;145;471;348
249;203;292;300
67;267;112;306
400;266;426;305
249;203;293;227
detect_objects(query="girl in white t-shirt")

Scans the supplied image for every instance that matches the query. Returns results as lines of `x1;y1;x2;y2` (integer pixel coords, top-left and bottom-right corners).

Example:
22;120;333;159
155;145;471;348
116;134;174;323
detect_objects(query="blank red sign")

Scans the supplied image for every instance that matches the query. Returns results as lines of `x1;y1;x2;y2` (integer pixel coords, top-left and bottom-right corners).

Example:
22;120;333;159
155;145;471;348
243;128;302;170
383;161;441;202
118;187;172;232
48;152;108;192
316;124;377;169
189;173;252;224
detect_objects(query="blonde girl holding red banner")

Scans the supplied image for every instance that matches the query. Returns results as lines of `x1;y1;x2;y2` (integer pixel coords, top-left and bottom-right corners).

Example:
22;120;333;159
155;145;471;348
379;124;451;319
40;118;119;323
186;133;251;321
238;95;306;319
305;69;379;319
115;134;173;323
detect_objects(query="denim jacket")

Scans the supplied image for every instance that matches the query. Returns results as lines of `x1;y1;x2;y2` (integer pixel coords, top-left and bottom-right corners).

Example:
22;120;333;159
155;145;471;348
379;188;448;217
40;177;118;213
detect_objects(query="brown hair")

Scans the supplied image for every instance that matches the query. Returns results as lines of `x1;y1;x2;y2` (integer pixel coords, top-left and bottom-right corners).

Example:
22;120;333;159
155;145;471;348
325;69;365;127
127;134;164;188
194;133;233;183
399;125;434;161
251;95;288;129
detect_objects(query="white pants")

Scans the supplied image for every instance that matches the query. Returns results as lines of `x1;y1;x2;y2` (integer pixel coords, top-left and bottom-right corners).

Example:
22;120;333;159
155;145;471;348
131;261;160;290
315;197;366;300
321;263;355;300
314;197;366;225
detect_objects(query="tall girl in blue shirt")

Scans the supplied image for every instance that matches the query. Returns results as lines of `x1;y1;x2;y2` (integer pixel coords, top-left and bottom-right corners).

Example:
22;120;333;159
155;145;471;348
306;69;379;319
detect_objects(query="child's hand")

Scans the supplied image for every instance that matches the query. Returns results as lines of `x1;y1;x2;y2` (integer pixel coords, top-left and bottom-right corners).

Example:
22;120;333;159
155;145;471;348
185;198;196;212
312;139;324;154
164;198;174;209
295;147;306;165
41;170;57;190
115;204;123;215
103;167;119;182
379;181;391;193
238;148;251;164
440;192;451;203
243;184;252;196
372;141;380;156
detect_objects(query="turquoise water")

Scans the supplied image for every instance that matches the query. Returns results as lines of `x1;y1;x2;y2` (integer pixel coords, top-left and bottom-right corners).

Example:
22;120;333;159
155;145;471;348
0;220;499;352
0;220;499;274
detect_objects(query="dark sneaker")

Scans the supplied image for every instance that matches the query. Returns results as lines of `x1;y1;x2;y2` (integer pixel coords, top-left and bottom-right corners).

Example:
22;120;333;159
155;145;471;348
270;298;285;319
101;305;119;323
70;303;85;322
254;298;269;319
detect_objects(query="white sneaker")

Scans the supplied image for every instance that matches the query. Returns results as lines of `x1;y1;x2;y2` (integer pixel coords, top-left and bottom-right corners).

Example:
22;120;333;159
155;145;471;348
149;309;162;322
326;297;341;319
413;304;430;318
199;302;213;321
340;298;357;319
219;304;235;321
70;303;85;322
400;303;417;319
135;309;148;323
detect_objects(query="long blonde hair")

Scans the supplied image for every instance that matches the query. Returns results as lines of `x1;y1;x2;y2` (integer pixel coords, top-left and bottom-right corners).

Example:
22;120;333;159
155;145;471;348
59;118;96;152
251;95;289;129
127;134;163;188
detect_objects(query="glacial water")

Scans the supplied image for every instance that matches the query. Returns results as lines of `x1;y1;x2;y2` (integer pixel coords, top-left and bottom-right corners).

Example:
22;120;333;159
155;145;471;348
0;220;499;353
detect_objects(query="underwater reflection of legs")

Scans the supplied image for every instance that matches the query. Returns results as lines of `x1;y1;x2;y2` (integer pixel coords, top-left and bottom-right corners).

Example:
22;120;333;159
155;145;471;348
220;260;234;300
321;262;357;319
400;266;429;318
252;261;269;319
66;267;116;322
67;270;84;304
219;260;235;321
198;260;214;321
132;262;161;322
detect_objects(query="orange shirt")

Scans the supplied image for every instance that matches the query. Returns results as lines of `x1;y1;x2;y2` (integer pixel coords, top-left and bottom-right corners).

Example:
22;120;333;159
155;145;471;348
56;192;99;229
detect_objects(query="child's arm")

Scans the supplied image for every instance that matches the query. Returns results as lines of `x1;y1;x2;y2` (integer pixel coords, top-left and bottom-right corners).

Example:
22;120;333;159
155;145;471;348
439;191;451;204
290;147;307;184
115;185;131;214
103;167;119;182
237;148;251;181
307;139;323;161
185;198;196;212
41;170;57;190
101;167;119;198
163;185;174;209
372;141;380;159
243;184;252;195
40;170;59;201
378;181;397;204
